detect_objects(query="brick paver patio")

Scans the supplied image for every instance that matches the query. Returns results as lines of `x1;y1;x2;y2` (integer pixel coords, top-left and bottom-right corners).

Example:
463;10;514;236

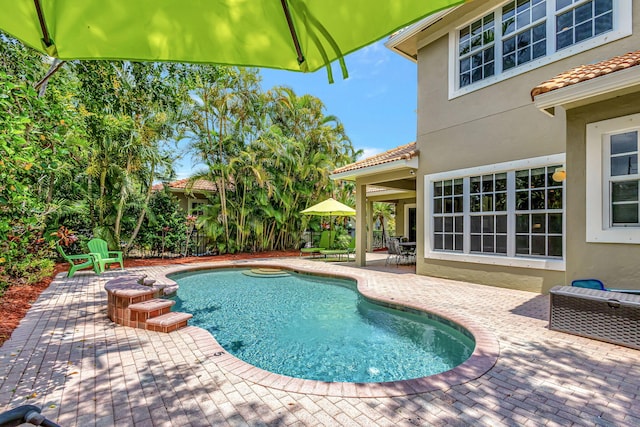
1;256;639;426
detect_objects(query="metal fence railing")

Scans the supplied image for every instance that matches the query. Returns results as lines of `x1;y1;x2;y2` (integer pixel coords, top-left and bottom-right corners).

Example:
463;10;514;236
127;231;211;258
372;230;389;249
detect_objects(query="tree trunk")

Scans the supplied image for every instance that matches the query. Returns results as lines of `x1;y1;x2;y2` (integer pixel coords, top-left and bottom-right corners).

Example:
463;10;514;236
99;165;107;225
114;151;133;245
123;159;156;256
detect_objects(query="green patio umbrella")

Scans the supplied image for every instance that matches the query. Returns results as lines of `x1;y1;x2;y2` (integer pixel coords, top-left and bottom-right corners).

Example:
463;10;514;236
1;0;464;82
301;197;356;242
301;198;356;217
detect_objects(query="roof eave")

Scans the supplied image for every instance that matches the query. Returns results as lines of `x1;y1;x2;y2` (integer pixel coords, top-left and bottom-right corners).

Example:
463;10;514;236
366;188;417;202
331;156;419;182
384;6;462;60
534;66;640;116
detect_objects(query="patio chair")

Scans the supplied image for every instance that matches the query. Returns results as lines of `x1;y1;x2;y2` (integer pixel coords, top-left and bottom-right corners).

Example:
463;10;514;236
320;236;356;261
571;279;640;295
56;244;99;278
300;230;334;257
87;238;124;273
385;237;402;266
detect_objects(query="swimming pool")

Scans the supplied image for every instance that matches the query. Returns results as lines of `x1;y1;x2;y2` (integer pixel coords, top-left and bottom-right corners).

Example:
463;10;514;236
170;268;475;383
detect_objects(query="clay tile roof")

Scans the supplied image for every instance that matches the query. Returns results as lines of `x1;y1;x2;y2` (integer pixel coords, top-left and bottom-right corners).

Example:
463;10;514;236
531;50;640;100
151;178;218;192
333;142;418;175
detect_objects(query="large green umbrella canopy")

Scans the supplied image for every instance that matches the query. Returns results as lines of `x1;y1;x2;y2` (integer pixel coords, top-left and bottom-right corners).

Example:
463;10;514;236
302;198;356;246
301;198;356;217
1;0;464;82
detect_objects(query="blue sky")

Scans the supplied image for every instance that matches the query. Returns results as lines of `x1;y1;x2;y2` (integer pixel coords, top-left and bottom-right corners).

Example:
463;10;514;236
259;40;418;159
176;40;417;178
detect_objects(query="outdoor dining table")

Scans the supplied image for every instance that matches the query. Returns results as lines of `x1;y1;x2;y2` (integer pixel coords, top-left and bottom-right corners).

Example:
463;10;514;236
399;241;416;264
399;241;416;249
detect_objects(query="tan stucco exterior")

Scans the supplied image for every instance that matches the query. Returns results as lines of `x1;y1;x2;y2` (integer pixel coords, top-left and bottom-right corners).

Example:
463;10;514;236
565;93;640;290
173;192;207;214
410;1;640;293
351;168;417;266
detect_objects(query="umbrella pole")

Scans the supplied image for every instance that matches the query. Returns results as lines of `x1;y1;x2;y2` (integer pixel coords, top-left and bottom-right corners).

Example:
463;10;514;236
280;0;305;66
330;212;336;249
34;0;53;47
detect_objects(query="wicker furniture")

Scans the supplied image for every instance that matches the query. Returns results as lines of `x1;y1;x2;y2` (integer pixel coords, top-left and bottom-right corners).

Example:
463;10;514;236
549;286;640;350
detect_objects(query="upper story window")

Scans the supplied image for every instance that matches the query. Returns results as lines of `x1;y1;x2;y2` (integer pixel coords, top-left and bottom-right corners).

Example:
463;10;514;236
459;14;496;87
556;0;613;49
453;0;629;95
502;0;547;71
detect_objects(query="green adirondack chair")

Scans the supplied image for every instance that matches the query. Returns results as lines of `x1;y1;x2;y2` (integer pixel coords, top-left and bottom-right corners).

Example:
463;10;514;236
56;244;100;278
87;238;124;273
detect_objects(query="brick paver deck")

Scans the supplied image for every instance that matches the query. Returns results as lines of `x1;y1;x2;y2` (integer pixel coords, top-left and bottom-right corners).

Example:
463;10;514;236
1;257;639;426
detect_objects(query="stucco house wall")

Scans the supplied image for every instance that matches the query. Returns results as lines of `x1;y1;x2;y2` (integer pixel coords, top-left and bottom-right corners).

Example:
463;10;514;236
410;0;639;292
152;179;213;215
565;93;640;289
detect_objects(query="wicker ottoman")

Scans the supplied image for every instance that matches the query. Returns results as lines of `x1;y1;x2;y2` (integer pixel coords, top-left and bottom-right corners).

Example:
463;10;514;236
549;286;640;350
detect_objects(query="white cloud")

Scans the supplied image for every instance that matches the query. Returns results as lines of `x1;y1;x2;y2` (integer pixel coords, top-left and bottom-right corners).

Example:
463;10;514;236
357;147;384;160
355;42;386;63
344;41;392;81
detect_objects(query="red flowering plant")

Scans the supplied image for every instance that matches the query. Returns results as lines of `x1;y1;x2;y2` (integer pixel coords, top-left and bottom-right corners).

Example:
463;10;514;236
50;226;78;247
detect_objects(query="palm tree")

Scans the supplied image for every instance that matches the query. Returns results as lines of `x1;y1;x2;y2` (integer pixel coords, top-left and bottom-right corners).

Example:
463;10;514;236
74;61;187;247
373;202;396;247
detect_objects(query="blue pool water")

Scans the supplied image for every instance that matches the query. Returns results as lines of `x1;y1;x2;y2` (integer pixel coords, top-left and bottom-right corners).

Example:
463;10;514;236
170;268;474;383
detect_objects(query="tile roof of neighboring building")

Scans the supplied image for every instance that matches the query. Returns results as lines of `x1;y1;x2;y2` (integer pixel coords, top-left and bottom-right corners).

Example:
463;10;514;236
333;142;418;174
151;178;217;192
531;50;640;99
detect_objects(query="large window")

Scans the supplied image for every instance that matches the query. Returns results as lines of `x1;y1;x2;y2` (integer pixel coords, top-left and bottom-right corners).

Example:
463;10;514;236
502;0;547;71
586;115;640;243
433;179;464;251
470;173;508;255
428;156;565;267
459;14;496;87
556;0;613;49
189;199;206;216
608;131;639;225
454;0;628;93
514;167;563;257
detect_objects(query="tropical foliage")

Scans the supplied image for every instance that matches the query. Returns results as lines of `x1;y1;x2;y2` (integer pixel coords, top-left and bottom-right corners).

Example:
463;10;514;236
186;70;357;253
0;33;358;293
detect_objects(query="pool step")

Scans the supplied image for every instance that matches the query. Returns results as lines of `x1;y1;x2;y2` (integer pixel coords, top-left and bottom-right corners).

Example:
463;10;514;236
105;277;191;333
146;312;193;333
128;298;176;327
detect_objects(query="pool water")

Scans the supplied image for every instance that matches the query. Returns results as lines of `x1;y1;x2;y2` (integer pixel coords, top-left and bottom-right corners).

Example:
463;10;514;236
170;268;474;383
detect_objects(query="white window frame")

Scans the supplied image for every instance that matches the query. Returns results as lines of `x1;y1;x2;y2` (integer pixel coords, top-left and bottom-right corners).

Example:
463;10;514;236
448;0;632;99
404;203;417;239
188;198;206;216
586;113;640;243
425;154;566;271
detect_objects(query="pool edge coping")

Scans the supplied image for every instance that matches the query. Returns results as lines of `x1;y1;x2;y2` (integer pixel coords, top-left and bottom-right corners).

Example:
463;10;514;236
156;260;500;398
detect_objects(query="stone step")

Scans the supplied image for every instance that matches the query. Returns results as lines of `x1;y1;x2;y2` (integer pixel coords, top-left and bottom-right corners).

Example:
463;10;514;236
128;298;176;324
145;312;192;333
129;298;175;313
